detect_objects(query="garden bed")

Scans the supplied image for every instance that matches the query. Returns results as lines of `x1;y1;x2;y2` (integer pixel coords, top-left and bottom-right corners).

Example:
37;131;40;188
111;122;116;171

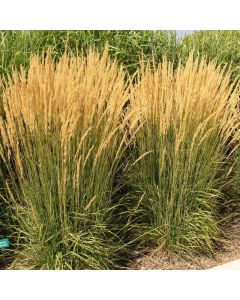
1;30;240;270
128;218;240;270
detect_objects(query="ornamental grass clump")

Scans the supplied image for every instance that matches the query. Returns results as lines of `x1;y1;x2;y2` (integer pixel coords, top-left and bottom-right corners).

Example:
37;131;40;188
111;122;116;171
0;47;135;269
128;55;240;254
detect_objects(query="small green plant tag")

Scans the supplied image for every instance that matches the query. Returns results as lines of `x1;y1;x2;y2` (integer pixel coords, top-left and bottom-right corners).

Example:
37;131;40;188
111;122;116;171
0;238;9;248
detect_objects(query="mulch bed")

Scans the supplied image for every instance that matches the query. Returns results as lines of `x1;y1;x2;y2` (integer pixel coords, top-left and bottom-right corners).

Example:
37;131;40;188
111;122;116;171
127;217;240;270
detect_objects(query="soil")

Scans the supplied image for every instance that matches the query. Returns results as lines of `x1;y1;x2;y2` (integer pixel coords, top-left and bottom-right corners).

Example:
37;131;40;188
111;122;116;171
127;217;240;270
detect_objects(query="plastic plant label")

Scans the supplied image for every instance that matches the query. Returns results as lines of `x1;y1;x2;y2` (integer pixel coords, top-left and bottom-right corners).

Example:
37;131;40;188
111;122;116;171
0;238;9;248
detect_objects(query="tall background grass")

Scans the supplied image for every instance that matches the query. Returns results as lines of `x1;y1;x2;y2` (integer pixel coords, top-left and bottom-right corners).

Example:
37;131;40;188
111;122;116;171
1;30;239;77
179;30;240;81
0;30;177;77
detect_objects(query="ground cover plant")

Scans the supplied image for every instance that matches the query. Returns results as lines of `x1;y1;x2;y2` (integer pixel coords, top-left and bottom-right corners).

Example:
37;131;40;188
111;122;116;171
128;55;240;255
0;47;136;269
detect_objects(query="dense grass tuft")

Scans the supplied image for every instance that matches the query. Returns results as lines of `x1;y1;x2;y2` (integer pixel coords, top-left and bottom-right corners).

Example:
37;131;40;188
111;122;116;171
0;47;135;269
179;30;240;224
128;55;240;254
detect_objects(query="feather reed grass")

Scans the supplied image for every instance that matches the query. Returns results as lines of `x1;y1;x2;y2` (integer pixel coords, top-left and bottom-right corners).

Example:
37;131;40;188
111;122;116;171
128;55;240;254
0;47;135;269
